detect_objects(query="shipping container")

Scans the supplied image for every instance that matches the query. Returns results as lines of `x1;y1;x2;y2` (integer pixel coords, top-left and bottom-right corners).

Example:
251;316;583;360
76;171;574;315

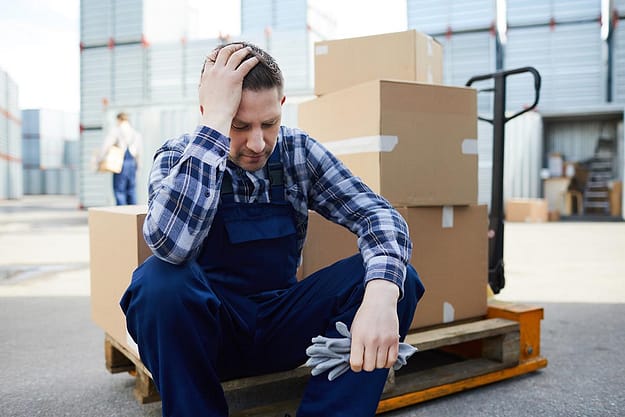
241;0;308;33
407;0;495;35
507;0;601;27
1;69;23;200
81;47;113;128
81;0;194;47
147;41;185;103
505;22;603;112
614;17;625;103
113;43;147;106
434;30;496;115
80;0;113;46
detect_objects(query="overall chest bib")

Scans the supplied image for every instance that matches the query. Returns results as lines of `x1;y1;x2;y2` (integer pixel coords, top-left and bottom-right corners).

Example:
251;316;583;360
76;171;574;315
196;148;299;295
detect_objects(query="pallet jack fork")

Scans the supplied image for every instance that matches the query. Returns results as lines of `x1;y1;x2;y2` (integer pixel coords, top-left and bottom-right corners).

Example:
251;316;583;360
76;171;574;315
376;301;548;413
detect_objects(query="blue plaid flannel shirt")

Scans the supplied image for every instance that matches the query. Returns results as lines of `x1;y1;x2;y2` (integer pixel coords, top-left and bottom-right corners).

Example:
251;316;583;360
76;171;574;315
143;125;412;293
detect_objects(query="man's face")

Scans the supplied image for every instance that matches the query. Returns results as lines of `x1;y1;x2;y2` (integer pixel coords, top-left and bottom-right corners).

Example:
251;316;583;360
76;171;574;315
229;87;284;172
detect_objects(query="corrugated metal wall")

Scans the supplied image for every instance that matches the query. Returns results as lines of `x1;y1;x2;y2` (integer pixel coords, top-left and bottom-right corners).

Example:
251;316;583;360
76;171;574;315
407;0;495;33
241;0;308;33
80;0;190;47
21;110;79;195
435;31;497;114
614;14;625;103
80;0;113;46
407;0;624;209
113;0;143;43
506;22;603;112
507;0;601;26
0;69;22;200
80;47;112;128
113;44;147;106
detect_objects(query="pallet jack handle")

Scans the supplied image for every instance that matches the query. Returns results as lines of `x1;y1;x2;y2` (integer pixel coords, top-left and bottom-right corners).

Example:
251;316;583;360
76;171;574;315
465;67;542;294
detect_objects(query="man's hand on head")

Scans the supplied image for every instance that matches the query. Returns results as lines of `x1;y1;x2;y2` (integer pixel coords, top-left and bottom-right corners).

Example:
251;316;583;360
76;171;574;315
199;44;259;136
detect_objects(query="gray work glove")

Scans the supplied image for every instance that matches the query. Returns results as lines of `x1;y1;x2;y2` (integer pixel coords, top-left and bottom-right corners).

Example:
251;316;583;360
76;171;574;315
305;321;418;381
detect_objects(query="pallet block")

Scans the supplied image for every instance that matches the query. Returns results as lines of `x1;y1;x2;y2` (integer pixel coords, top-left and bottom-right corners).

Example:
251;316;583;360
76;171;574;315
104;301;547;415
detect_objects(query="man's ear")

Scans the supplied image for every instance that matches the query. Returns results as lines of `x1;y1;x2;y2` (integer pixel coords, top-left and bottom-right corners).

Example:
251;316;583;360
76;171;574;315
280;96;286;106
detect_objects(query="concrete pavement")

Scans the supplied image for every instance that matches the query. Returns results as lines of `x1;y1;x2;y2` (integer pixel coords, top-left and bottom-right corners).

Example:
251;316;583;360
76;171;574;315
1;195;624;416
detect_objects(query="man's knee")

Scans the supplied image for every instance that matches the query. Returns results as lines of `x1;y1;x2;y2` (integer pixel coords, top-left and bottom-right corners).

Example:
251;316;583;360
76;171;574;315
403;265;425;304
129;256;202;311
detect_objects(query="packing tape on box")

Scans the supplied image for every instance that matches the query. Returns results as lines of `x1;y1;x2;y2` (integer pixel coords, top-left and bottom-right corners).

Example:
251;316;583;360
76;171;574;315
315;44;329;55
443;302;455;323
442;206;454;228
462;138;478;155
322;135;399;156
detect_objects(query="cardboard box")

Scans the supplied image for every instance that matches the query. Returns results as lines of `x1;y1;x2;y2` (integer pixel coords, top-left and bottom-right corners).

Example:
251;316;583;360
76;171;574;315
302;206;488;330
314;30;443;96
88;205;150;354
505;198;548;222
543;177;571;213
298;80;478;206
609;180;622;217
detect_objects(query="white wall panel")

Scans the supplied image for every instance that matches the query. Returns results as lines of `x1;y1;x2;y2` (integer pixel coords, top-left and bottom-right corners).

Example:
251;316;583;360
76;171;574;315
81;0;113;46
241;0;307;32
113;44;147;106
435;30;496;115
113;0;143;43
79;128;114;207
407;0;495;34
506;23;603;112
148;42;184;103
614;19;625;103
183;38;221;101
81;47;112;127
507;0;601;26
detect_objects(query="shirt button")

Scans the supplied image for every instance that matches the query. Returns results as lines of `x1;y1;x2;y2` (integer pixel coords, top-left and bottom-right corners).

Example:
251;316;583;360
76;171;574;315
205;191;210;197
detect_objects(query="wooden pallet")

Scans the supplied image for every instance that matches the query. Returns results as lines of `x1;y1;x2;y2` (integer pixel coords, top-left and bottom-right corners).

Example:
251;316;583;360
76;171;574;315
104;301;547;415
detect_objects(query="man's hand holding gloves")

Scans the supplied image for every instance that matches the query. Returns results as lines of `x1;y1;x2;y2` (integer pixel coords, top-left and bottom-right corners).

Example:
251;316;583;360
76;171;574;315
305;321;418;381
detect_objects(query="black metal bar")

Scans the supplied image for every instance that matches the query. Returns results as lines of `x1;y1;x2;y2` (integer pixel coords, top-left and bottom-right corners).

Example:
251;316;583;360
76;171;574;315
466;67;541;294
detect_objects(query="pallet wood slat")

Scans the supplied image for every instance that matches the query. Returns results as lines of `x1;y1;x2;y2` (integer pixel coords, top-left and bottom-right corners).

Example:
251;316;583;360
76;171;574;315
404;318;519;351
103;302;545;415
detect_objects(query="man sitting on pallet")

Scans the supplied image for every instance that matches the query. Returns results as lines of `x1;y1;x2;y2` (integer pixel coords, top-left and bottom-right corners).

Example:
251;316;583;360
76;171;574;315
120;42;425;417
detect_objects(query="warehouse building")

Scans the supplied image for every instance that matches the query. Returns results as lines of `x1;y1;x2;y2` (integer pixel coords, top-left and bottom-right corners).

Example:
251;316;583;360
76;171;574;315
78;0;624;219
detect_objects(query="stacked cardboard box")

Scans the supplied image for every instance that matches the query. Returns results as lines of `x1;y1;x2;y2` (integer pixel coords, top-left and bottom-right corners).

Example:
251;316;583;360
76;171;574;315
89;205;150;358
298;30;488;330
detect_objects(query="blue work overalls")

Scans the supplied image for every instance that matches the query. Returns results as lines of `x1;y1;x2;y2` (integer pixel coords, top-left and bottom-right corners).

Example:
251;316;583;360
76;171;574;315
113;148;137;205
120;148;425;417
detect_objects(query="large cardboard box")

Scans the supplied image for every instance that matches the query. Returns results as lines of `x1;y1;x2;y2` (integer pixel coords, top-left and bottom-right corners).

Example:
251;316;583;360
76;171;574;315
88;205;150;354
298;80;478;207
302;206;488;330
505;198;548;222
314;30;443;96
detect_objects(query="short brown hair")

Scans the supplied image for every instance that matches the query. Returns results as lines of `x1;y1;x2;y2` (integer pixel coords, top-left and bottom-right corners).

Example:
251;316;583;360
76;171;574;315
201;42;284;95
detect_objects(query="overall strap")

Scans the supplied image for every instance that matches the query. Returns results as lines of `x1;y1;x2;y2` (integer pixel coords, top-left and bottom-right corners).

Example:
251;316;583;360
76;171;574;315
219;146;285;203
266;146;285;202
220;171;235;203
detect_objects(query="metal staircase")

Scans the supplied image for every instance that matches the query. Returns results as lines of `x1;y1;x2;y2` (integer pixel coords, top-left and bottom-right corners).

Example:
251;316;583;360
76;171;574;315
583;138;615;215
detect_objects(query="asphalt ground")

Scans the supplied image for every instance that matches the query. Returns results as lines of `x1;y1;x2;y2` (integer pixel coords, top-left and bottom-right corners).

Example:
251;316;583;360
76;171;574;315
1;195;624;417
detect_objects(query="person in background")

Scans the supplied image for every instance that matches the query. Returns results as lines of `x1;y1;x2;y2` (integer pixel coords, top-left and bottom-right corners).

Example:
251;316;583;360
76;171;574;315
99;112;142;205
120;42;425;417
